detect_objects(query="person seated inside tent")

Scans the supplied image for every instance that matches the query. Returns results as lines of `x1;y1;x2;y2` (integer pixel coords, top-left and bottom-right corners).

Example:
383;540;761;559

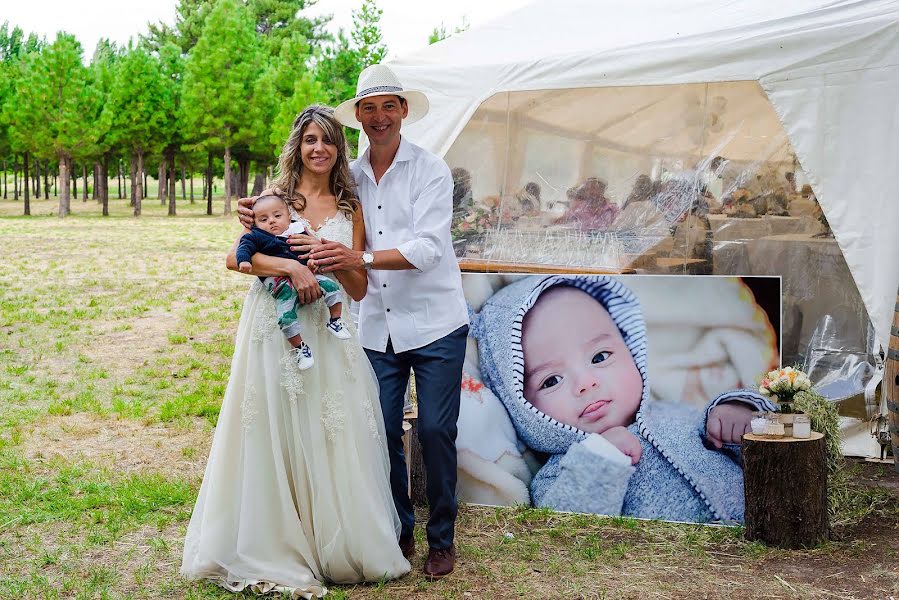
554;177;620;231
668;183;713;274
784;171;797;195
721;186;759;218
614;174;665;232
514;182;542;216
708;156;755;214
756;170;791;216
452;167;474;227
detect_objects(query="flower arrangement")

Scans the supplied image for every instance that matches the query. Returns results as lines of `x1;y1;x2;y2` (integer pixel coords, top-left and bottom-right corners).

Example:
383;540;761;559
452;205;498;239
759;366;812;413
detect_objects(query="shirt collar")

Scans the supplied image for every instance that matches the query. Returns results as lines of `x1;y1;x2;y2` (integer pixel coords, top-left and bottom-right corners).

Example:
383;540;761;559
358;136;413;184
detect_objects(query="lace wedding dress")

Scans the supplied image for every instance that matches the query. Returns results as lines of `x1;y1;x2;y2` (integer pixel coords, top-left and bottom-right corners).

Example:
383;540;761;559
181;212;410;598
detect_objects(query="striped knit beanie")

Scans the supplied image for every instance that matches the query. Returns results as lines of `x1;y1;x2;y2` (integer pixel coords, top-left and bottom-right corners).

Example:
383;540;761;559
471;275;649;455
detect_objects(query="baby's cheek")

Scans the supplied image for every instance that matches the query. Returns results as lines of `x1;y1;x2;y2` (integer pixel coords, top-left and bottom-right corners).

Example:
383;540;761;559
527;389;562;421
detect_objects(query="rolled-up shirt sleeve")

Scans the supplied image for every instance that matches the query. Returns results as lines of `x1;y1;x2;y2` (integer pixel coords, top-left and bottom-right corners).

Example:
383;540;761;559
395;164;452;272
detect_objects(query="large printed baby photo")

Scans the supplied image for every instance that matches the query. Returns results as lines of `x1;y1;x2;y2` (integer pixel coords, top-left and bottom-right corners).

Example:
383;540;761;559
457;274;781;525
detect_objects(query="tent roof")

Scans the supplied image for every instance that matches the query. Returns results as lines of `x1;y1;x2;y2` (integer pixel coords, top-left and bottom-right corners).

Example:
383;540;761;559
387;0;899;352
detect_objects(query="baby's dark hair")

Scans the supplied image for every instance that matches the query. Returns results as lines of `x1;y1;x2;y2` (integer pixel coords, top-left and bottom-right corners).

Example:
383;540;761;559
255;194;288;209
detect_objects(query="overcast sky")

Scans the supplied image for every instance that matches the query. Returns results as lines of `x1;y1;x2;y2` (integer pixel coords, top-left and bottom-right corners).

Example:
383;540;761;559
2;0;531;60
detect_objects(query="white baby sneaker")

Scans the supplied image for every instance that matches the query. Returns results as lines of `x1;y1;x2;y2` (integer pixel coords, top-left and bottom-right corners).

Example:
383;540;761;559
326;318;352;340
295;342;314;370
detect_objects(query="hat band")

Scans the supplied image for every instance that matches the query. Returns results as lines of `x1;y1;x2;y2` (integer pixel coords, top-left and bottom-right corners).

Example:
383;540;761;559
356;85;403;98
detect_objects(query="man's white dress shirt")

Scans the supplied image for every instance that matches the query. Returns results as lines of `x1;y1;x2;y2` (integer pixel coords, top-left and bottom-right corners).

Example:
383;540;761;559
351;137;469;353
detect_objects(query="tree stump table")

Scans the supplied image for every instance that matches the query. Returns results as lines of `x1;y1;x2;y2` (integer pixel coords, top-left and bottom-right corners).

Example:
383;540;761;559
742;432;830;548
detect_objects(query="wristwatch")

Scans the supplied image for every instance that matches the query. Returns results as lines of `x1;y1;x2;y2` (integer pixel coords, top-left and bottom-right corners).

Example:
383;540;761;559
361;252;374;270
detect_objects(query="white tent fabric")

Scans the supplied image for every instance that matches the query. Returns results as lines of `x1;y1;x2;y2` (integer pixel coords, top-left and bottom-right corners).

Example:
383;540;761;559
386;0;899;353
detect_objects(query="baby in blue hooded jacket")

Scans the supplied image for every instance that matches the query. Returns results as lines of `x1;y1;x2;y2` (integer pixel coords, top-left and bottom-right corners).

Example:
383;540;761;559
471;275;776;524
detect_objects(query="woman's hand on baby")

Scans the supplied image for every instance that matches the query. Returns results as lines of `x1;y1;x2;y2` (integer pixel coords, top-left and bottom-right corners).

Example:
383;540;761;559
286;262;323;305
602;426;642;465
307;239;363;274
237;196;257;229
238;261;252;274
706;403;753;448
288;233;323;257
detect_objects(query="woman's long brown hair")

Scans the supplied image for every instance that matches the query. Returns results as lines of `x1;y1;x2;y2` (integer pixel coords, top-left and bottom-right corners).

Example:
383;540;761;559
271;105;357;218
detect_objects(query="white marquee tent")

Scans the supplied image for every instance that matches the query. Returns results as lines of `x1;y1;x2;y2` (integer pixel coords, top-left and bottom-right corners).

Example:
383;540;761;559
387;0;899;357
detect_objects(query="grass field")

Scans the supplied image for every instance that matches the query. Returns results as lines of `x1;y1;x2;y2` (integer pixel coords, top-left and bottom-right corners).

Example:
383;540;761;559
1;193;898;599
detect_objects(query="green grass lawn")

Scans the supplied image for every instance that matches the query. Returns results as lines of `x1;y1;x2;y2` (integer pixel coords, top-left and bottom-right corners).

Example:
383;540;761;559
1;194;898;599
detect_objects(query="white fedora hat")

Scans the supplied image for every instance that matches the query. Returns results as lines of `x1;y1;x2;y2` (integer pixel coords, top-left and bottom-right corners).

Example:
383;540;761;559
334;64;429;130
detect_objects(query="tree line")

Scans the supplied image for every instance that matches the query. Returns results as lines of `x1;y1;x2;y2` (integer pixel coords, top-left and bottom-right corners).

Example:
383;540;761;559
0;0;394;218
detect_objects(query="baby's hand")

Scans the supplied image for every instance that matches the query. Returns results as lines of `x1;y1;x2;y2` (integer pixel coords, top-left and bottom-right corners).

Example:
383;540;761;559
238;261;253;273
601;426;642;465
706;403;753;448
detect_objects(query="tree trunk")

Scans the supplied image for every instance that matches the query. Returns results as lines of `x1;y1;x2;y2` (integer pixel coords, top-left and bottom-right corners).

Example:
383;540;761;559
252;172;266;196
23;151;30;207
53;173;57;197
190;169;194;204
2;158;6;199
13;155;18;200
71;164;77;199
44;166;50;200
206;152;213;216
82;163;88;201
143;170;147;199
129;155;136;207
223;146;232;215
58;156;70;217
117;160;122;199
100;155;109;217
93;163;99;200
34;159;40;198
135;151;144;216
238;157;249;199
167;150;176;216
159;160;166;204
743;433;830;548
180;164;186;200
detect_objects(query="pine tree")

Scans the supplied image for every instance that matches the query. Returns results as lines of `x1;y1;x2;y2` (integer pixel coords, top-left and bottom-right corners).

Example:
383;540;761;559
105;44;172;216
182;0;260;215
89;39;121;216
313;0;388;153
351;0;387;69
8;33;100;217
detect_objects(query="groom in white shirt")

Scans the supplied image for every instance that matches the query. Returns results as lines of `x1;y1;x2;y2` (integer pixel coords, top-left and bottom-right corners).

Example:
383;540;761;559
296;66;468;579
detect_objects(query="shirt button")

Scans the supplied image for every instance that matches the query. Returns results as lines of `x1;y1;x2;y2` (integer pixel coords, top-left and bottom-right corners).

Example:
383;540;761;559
386;308;391;312
378;205;382;209
378;231;383;235
382;283;387;288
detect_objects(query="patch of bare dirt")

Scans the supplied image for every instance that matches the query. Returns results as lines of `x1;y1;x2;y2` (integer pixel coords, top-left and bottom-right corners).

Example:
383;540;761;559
22;413;211;480
749;461;899;599
85;306;184;374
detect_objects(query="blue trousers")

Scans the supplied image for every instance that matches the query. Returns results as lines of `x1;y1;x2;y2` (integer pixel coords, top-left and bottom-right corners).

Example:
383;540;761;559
365;325;468;550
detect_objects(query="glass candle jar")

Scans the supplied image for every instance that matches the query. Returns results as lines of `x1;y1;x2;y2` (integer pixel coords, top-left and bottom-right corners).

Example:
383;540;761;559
750;412;768;435
793;414;811;439
764;413;784;436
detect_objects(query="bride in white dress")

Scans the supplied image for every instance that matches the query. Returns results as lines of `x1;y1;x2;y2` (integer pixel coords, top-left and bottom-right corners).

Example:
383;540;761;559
181;106;410;597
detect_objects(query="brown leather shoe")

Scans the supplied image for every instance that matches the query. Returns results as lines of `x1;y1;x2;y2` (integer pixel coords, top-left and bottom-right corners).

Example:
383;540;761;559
399;534;415;559
423;545;455;580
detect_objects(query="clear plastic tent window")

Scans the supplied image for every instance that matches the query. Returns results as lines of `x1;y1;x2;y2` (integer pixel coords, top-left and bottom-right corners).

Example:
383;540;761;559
445;81;876;416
